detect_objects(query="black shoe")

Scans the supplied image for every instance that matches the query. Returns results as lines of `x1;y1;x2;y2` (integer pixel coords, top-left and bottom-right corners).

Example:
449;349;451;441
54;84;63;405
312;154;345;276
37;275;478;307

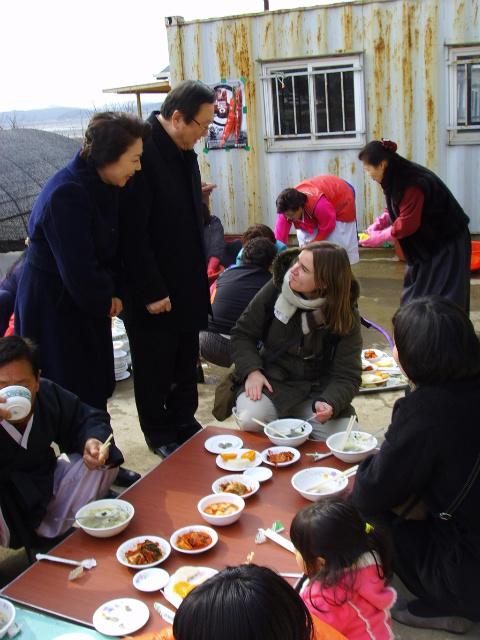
197;363;205;383
115;466;141;487
102;489;120;499
150;441;180;459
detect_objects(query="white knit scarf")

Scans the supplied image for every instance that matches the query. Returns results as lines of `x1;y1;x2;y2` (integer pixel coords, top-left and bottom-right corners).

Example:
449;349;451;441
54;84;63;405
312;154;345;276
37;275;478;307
274;270;326;334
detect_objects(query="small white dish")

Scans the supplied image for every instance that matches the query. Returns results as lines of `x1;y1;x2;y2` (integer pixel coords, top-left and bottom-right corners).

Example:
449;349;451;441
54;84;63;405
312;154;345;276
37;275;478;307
361;348;385;363
260;446;300;467
215;449;262;471
93;597;149;636
116;535;171;569
170;525;218;554
361;359;378;372
132;567;170;592
243;466;273;482
212;474;260;498
198;493;245;526
204;434;243;454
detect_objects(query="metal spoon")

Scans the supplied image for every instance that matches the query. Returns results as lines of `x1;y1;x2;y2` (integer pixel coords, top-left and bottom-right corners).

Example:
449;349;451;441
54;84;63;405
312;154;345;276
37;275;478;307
306;451;334;462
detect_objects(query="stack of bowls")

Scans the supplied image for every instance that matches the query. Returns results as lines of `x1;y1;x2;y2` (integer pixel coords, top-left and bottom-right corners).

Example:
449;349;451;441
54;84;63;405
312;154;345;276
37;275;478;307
112;318;131;379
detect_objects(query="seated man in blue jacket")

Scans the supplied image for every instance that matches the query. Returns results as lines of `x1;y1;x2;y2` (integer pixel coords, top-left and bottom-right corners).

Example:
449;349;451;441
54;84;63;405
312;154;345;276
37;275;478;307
0;336;123;556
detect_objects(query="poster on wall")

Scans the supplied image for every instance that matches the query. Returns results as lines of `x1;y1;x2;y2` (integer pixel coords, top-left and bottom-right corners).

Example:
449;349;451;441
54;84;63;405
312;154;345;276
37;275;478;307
205;80;248;150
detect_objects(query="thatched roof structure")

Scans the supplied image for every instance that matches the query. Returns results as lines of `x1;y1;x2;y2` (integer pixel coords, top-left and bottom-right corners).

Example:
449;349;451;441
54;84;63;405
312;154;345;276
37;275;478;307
0;129;80;251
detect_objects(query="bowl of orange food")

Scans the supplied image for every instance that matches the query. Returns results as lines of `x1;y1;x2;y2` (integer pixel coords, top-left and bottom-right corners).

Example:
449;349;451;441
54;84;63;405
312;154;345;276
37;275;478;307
116;535;171;569
170;525;218;554
197;493;245;526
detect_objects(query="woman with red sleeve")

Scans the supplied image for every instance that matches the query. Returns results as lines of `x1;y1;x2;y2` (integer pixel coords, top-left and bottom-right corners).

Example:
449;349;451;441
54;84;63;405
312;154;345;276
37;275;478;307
274;175;359;264
358;139;471;313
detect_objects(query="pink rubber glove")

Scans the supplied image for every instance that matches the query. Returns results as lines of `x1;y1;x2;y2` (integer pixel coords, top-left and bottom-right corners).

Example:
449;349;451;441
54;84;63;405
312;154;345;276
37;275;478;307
207;256;220;276
365;211;391;234
359;226;394;247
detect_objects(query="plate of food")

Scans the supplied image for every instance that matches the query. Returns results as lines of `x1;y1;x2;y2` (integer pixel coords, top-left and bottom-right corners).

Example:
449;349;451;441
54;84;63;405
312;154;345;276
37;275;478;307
361;359;378;373
361;372;390;388
212;474;260;498
116;535;171;569
163;566;218;609
260;446;300;467
361;348;385;363
215;449;262;471
204;434;243;454
170;525;218;554
375;355;402;374
93;597;149;636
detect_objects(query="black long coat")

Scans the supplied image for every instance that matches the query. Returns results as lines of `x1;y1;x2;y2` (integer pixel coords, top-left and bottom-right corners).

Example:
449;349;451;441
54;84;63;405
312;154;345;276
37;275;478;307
15;151;121;409
119;112;210;333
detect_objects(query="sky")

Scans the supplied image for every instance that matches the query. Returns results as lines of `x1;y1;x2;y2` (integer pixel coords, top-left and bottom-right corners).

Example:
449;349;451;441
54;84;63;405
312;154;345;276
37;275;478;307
0;0;345;113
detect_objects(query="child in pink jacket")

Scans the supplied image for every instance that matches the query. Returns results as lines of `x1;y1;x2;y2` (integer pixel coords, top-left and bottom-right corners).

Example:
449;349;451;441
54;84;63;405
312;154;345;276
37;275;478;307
291;498;396;640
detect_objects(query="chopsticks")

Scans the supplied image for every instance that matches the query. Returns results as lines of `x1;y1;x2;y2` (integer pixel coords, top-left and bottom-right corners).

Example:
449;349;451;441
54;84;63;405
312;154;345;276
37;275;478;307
306;464;359;493
339;415;356;451
99;433;113;456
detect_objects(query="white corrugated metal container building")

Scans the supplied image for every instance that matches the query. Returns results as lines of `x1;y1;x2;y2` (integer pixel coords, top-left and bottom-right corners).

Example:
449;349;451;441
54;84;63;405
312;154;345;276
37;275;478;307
165;0;480;236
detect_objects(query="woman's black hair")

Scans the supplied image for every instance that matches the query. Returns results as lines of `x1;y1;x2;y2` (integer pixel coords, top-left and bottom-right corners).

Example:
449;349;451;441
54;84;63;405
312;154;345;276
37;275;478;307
80;111;152;168
290;499;393;610
161;80;215;123
276;188;308;213
173;564;314;640
392;296;480;385
241;237;277;269
0;335;40;378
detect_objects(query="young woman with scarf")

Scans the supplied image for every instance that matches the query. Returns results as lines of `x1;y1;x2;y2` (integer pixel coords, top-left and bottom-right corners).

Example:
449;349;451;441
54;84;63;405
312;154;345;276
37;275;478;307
230;242;362;440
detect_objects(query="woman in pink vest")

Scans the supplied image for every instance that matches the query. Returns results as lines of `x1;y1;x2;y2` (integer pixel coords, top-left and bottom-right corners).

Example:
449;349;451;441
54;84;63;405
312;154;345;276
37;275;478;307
275;175;359;264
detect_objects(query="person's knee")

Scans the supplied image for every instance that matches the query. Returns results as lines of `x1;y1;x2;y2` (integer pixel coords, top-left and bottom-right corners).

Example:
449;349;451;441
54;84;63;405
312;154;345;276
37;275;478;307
235;393;277;431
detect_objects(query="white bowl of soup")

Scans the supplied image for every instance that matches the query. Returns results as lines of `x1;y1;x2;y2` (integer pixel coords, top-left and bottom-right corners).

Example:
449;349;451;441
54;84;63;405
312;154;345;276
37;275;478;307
75;498;134;538
326;431;377;463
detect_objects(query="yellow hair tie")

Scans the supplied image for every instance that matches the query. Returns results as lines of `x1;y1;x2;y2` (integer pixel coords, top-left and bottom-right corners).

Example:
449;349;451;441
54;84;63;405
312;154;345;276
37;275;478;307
365;523;374;534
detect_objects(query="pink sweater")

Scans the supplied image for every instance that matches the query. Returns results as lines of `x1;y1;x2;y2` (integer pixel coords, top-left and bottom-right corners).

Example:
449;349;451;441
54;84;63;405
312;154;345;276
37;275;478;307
300;553;396;640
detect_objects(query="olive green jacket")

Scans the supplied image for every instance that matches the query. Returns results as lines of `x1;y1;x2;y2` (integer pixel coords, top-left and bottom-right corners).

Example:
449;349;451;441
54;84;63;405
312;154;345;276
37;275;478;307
230;248;362;415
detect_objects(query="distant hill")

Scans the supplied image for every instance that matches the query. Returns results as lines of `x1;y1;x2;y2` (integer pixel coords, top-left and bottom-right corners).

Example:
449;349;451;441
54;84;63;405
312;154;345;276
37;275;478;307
0;103;163;138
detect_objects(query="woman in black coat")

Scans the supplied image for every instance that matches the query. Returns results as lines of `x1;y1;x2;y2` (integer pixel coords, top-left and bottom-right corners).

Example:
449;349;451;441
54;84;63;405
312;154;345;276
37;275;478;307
358;139;471;313
351;297;480;633
15;112;151;410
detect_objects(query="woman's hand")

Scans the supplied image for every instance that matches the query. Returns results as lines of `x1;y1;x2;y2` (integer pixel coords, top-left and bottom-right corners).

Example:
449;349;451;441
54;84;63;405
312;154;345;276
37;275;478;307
245;369;273;401
83;437;110;470
109;297;123;318
312;400;334;423
147;297;172;314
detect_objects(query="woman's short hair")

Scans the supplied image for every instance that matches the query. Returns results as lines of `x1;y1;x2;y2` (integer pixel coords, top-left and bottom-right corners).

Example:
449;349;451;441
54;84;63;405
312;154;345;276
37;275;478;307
80;111;152;168
0;335;40;378
301;242;356;335
173;564;314;640
358;140;395;166
242;223;276;245
241;237;277;269
276;188;307;213
392;296;480;385
161;80;215;123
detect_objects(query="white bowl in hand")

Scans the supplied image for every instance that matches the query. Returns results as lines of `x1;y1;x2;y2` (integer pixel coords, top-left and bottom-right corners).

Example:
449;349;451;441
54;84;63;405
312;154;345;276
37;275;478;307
0;385;32;420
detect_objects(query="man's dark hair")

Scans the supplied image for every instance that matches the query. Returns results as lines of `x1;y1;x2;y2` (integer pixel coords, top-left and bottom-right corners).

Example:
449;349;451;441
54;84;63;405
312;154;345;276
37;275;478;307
241;237;277;270
276;188;307;213
242;224;275;246
80;111;152;168
0;336;40;377
161;80;215;123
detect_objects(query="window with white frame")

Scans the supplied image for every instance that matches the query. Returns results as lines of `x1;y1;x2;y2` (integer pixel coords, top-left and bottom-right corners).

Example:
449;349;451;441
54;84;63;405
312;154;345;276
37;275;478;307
261;55;365;152
447;46;480;145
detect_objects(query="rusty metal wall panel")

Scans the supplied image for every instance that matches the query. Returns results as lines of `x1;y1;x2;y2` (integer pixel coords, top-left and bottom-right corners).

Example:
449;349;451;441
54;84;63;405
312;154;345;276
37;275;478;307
165;0;480;235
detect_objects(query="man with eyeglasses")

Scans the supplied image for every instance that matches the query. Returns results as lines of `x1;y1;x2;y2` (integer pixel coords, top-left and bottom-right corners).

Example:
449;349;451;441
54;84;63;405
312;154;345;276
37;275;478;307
119;80;215;459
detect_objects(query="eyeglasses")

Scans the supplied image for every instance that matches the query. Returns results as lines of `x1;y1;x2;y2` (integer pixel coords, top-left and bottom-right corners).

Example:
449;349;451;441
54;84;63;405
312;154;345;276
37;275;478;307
191;117;211;133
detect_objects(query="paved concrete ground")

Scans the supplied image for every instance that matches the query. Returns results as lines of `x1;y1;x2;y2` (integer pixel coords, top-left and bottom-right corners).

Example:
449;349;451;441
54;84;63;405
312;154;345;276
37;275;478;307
2;247;480;639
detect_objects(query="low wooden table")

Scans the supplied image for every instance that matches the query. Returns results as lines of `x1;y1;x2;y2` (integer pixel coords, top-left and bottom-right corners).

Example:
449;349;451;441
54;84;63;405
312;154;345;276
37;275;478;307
2;427;350;634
